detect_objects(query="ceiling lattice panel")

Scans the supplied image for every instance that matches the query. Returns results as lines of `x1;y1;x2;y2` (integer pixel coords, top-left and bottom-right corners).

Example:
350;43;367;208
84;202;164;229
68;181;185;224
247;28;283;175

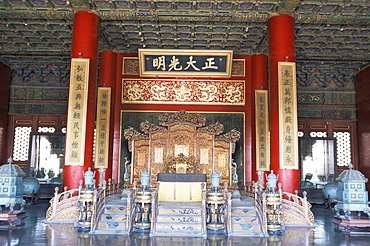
0;0;370;71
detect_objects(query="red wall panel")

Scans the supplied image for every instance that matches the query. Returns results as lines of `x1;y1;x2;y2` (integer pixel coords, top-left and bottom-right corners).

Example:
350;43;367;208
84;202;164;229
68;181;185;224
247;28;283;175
355;66;370;191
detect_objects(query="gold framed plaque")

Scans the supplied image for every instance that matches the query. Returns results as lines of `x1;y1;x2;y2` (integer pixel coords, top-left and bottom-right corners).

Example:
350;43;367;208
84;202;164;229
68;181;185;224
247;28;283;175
255;90;270;171
278;62;298;170
65;58;89;166
94;87;111;169
138;49;233;77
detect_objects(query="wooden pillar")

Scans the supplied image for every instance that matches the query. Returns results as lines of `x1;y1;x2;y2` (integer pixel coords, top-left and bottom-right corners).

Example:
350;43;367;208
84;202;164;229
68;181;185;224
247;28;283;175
98;51;117;181
63;12;100;189
268;15;299;193
251;54;268;182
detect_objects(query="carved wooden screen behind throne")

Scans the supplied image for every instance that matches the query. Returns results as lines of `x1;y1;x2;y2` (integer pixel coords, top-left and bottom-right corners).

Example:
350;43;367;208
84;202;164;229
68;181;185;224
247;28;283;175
124;110;240;185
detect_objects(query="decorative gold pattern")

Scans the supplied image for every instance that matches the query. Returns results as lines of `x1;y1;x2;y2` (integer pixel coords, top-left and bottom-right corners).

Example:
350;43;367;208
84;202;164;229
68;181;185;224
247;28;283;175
159;110;206;127
65;58;89;166
231;59;245;77
278;62;298;170
165;153;200;174
122;79;245;105
122;57;139;75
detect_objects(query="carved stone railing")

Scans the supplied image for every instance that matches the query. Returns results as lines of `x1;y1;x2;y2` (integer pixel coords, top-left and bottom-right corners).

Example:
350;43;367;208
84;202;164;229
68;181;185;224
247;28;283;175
224;191;233;236
90;185;106;233
125;189;136;234
244;182;315;229
254;189;268;236
149;189;158;236
46;179;122;227
45;186;80;223
281;190;315;227
89;179;122;233
201;188;207;238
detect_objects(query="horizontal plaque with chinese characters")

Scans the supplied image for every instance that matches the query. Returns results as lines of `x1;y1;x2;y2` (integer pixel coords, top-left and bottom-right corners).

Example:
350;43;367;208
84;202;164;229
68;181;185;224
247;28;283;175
138;49;233;77
278;62;298;170
65;58;89;166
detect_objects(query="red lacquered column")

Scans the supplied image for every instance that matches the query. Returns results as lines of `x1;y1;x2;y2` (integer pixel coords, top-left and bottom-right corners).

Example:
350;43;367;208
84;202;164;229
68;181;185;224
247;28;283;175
98;51;117;182
63;12;100;189
251;54;268;182
268;15;299;193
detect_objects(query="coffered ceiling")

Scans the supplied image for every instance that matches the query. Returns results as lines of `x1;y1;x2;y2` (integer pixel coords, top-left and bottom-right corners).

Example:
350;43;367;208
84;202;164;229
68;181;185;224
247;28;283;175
1;0;370;71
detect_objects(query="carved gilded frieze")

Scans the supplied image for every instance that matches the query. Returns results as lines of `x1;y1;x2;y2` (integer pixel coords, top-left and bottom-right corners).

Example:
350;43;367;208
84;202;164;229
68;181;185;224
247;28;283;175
122;57;139;75
215;129;241;143
160;111;206;127
124;127;149;140
122;79;245;105
197;122;224;135
140;120;166;134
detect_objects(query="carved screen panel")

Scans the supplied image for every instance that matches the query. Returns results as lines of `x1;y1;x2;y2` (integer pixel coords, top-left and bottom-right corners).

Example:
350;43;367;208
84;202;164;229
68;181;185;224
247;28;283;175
214;141;232;183
195;132;214;176
121;111;243;185
168;125;196;158
150;131;167;176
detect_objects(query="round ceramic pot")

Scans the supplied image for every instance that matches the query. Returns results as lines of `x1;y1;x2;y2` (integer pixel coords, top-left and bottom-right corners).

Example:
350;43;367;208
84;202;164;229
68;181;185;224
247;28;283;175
323;182;338;200
23;177;40;195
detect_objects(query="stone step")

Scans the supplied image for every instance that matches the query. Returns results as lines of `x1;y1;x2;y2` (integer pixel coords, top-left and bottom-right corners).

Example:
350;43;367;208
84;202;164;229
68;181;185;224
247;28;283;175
93;227;129;235
104;204;128;213
155;222;202;231
231;222;261;231
156;214;201;223
152;230;204;237
97;218;127;230
157;207;201;216
100;213;128;222
231;207;256;216
231;214;259;224
231;230;266;237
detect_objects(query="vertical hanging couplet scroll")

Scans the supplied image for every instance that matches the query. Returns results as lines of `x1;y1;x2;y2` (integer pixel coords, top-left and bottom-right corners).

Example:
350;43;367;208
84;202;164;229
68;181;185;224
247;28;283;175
278;62;298;170
94;87;111;169
65;58;90;166
255;90;270;171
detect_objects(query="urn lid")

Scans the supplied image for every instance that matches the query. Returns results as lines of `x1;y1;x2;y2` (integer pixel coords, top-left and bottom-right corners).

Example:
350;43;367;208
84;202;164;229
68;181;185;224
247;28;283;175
140;168;150;178
0;158;25;177
337;164;368;183
211;170;221;179
84;167;94;178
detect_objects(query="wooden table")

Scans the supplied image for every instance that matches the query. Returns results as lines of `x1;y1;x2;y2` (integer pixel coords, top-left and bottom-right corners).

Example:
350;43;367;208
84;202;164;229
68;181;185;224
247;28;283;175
0;211;27;227
333;216;370;234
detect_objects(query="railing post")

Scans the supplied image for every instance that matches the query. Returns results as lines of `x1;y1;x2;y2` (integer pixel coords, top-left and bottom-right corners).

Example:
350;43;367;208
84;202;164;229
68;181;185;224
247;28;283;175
52;187;59;217
226;192;232;237
262;192;267;231
149;190;157;235
302;191;309;221
107;178;112;195
126;191;132;232
201;189;207;238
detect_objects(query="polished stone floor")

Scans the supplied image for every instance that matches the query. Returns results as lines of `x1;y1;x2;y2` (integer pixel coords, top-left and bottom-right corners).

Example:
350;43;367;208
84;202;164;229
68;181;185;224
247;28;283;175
0;200;369;246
